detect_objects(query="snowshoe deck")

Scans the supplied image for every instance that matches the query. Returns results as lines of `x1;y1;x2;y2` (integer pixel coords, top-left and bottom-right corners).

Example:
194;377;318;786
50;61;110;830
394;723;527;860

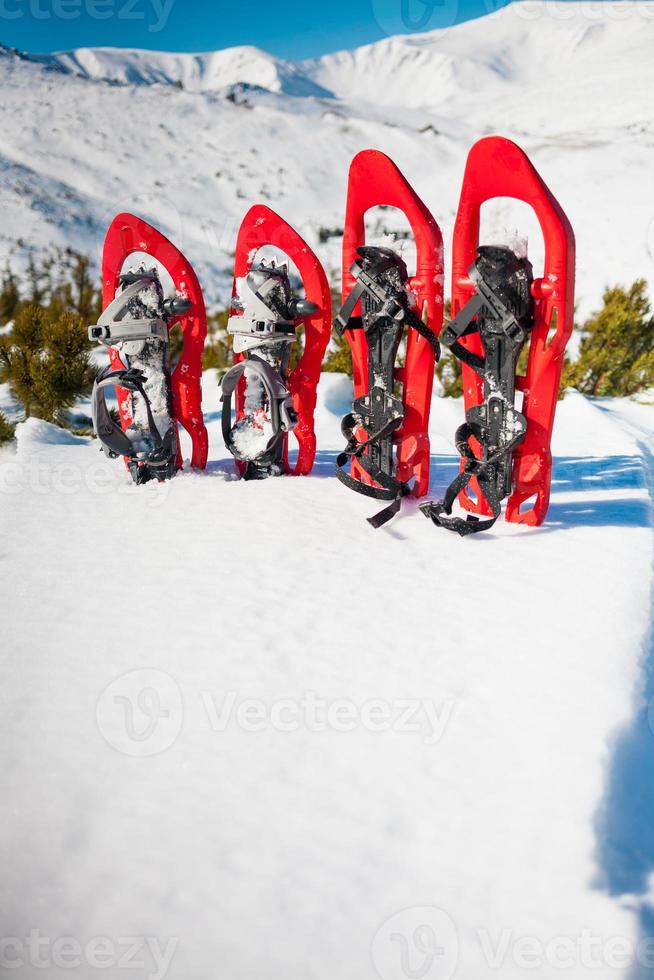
222;205;332;478
423;136;575;531
336;149;444;526
94;212;208;481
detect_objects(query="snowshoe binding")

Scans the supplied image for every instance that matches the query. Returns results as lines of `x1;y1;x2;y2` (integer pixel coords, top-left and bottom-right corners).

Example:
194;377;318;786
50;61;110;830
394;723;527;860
89;213;208;484
421;136;575;533
221;205;331;479
420;245;535;534
335;150;444;528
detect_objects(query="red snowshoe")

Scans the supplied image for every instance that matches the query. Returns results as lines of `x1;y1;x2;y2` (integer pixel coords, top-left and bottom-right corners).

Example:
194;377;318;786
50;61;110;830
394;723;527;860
335;149;444;527
421;136;575;534
89;213;208;484
221;204;332;479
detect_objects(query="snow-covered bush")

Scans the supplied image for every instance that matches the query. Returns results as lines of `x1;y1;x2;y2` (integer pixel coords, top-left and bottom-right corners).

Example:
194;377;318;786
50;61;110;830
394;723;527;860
0;305;95;425
564;279;654;396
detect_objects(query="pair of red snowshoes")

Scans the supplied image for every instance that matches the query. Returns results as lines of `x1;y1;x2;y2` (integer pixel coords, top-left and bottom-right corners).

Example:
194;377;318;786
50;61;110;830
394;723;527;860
90;206;332;485
335;136;575;533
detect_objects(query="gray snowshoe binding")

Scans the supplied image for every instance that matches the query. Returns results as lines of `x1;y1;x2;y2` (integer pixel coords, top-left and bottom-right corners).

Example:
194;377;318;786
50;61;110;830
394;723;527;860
221;260;317;480
420;245;535;535
89;268;190;485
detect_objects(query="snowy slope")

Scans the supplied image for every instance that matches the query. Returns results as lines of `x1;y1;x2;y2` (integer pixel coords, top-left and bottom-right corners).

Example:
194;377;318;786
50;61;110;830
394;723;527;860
1;0;654;314
0;380;652;980
31;44;333;98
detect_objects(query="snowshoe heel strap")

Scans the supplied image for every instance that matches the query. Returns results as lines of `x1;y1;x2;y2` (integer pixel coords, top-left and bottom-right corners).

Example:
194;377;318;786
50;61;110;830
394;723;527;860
91;365;177;483
220;356;296;467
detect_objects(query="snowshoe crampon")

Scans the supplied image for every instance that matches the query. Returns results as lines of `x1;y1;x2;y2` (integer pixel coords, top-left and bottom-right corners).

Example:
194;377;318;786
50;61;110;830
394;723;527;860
335;149;443;528
89;213;208;485
420;136;576;534
221;204;332;479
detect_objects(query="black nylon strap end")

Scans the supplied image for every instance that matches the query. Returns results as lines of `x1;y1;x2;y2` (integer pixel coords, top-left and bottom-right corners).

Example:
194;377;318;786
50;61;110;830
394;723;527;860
367;495;403;529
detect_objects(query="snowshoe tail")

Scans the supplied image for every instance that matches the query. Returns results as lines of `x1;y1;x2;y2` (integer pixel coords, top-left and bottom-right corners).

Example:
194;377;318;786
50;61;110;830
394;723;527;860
222;204;332;478
426;136;575;531
93;213;208;481
337;149;443;526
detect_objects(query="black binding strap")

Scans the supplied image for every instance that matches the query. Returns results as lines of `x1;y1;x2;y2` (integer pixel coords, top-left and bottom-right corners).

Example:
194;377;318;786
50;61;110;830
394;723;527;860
336;412;412;528
336;255;441;358
335;246;439;528
421;245;534;536
419;418;525;536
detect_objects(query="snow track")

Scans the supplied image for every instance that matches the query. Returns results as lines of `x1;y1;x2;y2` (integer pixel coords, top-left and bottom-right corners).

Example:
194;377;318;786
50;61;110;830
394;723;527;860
0;378;652;980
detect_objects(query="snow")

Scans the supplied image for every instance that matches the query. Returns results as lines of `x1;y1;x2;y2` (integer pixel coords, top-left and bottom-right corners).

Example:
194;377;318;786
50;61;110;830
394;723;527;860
13;416;89;448
1;4;654;972
0;376;652;980
230;416;274;459
1;1;653;317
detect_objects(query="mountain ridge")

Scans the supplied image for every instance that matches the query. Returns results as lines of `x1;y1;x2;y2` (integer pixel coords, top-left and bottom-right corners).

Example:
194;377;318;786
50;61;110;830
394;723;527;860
0;1;652;314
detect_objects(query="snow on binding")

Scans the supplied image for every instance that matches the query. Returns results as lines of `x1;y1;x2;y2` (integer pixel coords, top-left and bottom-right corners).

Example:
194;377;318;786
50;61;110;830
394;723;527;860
221;205;331;479
335;149;443;528
89;213;208;483
421;136;576;534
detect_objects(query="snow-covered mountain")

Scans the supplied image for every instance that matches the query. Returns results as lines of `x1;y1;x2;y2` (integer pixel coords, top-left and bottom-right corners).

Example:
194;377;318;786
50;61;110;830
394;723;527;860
2;1;654;313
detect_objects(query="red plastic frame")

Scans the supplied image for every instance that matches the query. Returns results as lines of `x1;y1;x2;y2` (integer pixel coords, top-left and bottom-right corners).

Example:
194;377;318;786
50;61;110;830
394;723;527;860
230;204;332;476
342;149;444;497
102;212;208;471
451;136;575;525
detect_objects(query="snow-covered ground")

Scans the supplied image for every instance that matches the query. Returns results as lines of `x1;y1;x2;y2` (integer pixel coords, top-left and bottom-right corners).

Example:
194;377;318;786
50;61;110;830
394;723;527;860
2;0;654;316
1;375;652;980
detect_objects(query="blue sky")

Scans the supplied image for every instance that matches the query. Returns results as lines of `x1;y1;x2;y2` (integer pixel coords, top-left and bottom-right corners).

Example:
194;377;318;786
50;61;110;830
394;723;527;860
2;0;517;57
